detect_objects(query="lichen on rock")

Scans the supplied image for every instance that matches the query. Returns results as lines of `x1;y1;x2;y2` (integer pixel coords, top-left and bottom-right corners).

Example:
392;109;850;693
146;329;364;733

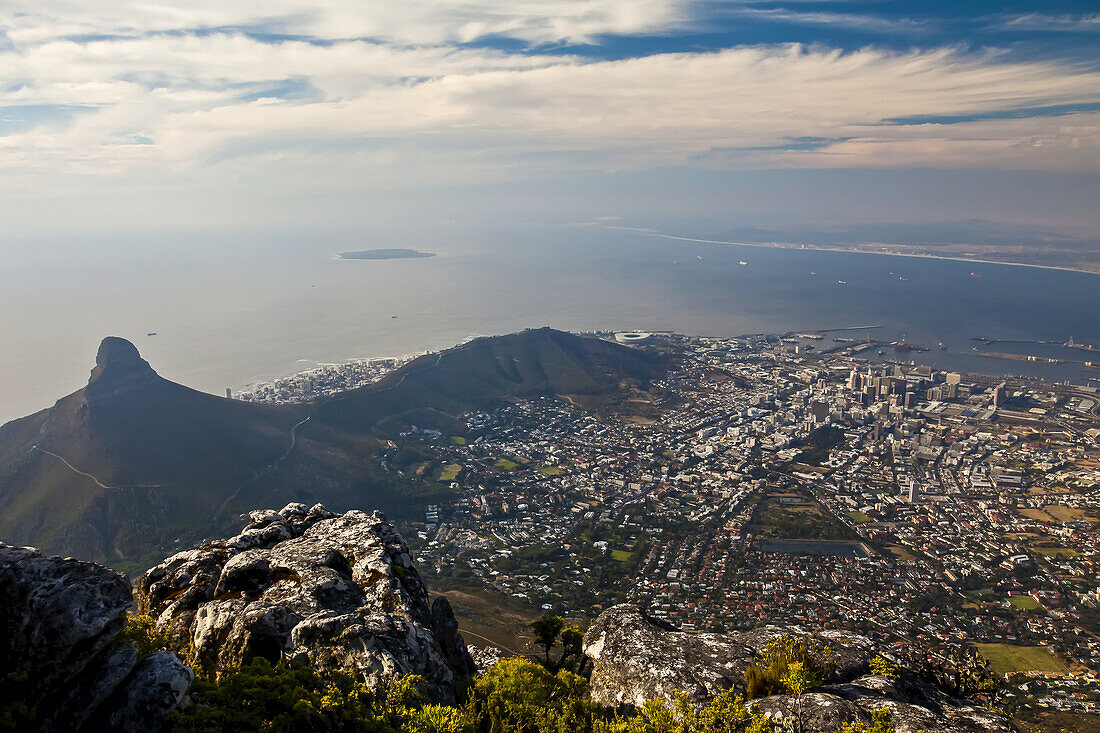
582;604;1019;733
135;503;474;703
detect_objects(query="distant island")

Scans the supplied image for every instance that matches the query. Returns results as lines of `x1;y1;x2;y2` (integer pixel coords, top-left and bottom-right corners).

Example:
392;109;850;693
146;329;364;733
337;249;435;260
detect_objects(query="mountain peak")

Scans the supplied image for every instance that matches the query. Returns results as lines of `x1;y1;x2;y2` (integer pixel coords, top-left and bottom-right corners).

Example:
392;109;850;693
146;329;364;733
86;336;158;399
95;336;143;369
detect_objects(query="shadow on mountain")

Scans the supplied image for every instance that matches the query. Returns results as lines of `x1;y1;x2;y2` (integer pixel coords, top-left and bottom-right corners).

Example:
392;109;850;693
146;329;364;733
0;328;664;571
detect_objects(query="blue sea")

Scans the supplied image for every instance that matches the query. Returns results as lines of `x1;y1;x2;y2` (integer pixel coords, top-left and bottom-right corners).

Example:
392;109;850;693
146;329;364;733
2;223;1098;424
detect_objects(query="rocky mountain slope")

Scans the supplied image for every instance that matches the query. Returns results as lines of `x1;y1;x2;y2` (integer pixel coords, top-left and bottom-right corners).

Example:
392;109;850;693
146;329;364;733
584;604;1018;733
0;329;664;567
135;503;474;703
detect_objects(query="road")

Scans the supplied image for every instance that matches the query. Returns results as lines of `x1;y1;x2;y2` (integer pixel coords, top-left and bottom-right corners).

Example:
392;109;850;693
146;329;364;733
211;415;310;523
457;628;521;656
30;445;171;490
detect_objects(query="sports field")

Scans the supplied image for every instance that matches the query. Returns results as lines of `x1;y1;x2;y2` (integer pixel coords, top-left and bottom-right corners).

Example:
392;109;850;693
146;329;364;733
975;643;1066;674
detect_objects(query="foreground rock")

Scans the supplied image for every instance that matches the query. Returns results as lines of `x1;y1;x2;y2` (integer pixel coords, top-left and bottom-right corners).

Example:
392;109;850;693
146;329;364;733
136;503;474;703
0;544;192;732
583;604;872;709
583;604;1017;733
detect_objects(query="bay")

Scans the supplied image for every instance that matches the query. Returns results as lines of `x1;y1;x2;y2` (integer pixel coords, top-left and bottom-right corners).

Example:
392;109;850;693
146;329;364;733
1;223;1098;425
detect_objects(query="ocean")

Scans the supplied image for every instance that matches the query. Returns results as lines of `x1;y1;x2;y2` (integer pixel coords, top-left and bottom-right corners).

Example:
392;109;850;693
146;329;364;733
2;223;1098;425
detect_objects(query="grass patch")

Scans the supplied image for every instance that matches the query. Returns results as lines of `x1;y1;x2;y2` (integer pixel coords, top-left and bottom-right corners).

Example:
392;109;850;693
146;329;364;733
438;464;462;482
1008;596;1041;611
885;545;917;561
847;511;872;524
610;549;632;562
1015;711;1100;733
538;466;565;476
975;644;1067;675
1043;505;1090;522
749;489;856;541
1032;545;1079;558
1019;508;1056;523
493;458;518;471
450;436;467;446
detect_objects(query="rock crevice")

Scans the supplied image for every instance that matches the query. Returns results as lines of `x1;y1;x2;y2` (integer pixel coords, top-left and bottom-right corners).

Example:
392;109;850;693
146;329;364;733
0;544;192;732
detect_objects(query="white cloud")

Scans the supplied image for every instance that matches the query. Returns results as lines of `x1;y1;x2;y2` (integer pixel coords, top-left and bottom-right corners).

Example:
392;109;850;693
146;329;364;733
0;1;1098;186
1;0;690;46
996;13;1100;33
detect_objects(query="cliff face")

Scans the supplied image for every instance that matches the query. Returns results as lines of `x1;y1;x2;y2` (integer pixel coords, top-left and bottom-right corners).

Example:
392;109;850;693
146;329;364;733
84;336;161;404
135;503;475;704
583;604;1018;733
0;544;192;732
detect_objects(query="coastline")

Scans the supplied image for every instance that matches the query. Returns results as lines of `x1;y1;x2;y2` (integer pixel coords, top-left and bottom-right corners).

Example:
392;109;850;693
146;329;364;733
607;227;1100;277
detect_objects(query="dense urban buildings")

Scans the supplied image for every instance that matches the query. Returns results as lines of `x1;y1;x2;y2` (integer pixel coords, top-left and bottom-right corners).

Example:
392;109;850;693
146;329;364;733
246;332;1100;725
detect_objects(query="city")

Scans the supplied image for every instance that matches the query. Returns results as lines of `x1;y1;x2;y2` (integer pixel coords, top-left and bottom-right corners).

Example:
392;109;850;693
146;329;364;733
311;332;1100;727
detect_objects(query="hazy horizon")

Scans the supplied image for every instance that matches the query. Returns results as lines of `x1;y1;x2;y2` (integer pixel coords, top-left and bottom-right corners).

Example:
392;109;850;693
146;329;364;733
2;0;1099;420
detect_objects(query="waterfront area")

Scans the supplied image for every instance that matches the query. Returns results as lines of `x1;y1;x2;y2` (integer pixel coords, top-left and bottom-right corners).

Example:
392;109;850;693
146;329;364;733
236;354;416;403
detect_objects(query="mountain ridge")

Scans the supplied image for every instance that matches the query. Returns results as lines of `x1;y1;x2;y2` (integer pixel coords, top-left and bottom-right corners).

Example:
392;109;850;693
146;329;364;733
0;328;664;569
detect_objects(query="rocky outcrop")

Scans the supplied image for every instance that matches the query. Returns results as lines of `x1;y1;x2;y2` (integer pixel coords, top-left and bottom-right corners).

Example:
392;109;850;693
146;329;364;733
583;604;872;709
582;604;1018;733
583;603;756;707
468;644;507;673
135;503;475;703
0;544;192;732
750;674;1017;733
85;336;160;404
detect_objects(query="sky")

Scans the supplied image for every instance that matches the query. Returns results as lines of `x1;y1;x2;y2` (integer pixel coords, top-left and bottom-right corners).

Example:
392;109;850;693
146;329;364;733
1;1;1099;241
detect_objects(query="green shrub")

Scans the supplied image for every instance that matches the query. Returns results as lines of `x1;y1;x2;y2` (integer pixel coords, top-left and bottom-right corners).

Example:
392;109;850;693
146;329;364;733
839;708;895;733
169;658;392;732
464;657;595;733
595;689;773;733
868;657;900;680
743;635;834;700
405;705;469;733
119;614;170;658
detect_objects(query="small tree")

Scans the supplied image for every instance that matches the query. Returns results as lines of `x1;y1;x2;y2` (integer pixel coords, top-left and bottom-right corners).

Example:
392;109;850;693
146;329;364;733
743;635;834;700
558;625;590;674
781;661;822;733
528;614;565;668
